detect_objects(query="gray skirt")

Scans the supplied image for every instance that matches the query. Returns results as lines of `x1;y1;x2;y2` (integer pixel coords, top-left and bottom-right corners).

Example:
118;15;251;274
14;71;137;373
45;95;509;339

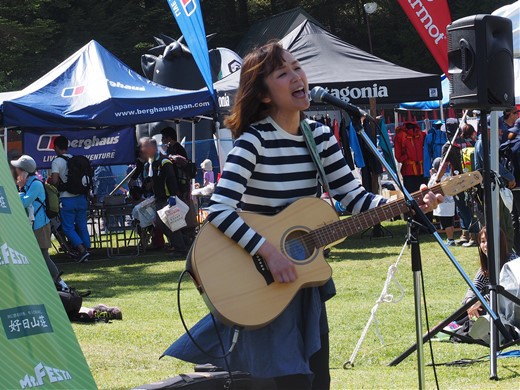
34;223;52;249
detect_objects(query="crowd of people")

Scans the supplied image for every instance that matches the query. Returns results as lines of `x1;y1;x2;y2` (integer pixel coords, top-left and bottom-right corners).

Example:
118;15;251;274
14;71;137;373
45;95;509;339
395;109;520;252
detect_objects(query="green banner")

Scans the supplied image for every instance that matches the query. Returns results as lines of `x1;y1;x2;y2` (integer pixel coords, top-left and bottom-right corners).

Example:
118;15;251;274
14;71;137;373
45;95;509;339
0;140;96;389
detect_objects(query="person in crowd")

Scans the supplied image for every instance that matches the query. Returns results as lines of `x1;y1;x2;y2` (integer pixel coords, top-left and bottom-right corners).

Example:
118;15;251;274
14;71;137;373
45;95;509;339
461;122;477;143
165;42;441;389
393;120;426;193
429;157;456;245
93;165;116;204
463;227;514;319
192;159;216;197
161;126;188;158
200;159;214;187
138;137;187;259
423;120;447;178
438;119;479;247
499;107;519;143
12;155;69;291
475;118;516;253
500;118;520;254
48;136;90;263
160;126;198;243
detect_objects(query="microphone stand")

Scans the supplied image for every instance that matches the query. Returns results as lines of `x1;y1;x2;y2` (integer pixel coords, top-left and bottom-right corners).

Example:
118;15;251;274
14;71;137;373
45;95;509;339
350;115;512;389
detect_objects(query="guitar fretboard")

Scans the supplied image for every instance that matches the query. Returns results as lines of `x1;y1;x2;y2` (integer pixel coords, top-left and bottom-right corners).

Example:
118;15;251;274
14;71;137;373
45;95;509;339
309;184;446;248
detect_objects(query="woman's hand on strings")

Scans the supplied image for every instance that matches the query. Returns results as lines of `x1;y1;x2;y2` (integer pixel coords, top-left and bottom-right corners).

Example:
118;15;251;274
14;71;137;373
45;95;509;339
257;241;297;283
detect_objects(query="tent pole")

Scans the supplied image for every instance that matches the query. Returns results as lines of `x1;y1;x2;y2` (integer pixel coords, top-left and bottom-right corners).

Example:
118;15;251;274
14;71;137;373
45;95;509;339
3;128;7;156
214;121;224;172
191;121;196;192
439;101;445;122
191;121;196;162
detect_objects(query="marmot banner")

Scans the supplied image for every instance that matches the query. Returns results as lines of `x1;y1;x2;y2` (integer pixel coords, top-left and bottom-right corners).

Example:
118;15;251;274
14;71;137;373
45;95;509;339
397;0;452;75
0;140;96;389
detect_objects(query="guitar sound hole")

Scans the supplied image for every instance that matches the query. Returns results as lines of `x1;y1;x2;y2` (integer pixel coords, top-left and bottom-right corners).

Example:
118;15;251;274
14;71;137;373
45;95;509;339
284;230;315;262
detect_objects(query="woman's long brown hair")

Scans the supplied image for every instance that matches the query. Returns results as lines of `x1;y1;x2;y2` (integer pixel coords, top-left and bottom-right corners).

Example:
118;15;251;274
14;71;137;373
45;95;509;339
477;226;508;277
224;42;287;137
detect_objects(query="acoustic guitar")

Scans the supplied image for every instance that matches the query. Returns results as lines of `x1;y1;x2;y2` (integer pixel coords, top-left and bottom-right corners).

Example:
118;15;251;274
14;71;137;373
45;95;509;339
188;171;482;329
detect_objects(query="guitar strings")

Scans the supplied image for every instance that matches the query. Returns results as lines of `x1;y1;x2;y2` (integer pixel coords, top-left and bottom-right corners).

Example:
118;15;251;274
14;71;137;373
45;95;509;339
281;182;452;255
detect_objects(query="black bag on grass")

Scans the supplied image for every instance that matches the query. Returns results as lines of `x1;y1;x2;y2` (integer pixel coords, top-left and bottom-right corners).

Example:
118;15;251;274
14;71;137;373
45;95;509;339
58;290;82;320
132;371;276;390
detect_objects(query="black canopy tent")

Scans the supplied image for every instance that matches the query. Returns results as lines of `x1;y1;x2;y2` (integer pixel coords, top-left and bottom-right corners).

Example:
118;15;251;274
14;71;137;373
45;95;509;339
216;20;441;113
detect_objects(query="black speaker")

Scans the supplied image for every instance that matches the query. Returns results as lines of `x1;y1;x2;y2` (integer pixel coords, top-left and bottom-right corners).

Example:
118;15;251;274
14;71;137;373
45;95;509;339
447;14;514;110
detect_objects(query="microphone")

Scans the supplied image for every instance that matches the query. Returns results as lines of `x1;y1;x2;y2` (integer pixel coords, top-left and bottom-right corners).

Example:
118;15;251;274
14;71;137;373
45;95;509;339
309;86;368;117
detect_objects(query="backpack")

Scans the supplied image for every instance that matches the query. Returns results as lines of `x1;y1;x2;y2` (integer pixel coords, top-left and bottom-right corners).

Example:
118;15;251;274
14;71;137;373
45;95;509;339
58;155;93;195
41;183;60;218
169;155;197;193
26;179;60;219
461;147;475;173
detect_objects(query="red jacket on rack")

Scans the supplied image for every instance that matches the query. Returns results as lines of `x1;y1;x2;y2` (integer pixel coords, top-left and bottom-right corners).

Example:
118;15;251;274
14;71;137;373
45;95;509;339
394;122;425;177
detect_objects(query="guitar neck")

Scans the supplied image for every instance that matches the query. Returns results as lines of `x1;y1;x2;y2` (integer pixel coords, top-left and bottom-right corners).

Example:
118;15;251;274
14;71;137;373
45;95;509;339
311;184;444;248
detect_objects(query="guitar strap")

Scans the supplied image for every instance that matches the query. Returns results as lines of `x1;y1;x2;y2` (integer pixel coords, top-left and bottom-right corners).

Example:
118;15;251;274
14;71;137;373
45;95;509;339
300;119;335;208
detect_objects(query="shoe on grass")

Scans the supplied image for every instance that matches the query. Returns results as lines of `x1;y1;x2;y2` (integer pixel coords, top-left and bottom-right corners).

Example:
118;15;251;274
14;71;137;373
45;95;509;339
462;239;477;247
77;251;90;263
454;230;469;246
446;239;456;246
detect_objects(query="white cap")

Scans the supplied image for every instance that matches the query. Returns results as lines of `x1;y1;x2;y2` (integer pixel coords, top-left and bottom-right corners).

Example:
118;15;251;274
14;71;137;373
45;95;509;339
11;155;37;173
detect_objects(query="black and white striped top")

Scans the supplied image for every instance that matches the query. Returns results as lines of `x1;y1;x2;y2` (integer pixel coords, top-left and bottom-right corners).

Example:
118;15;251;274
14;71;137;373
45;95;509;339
208;117;386;254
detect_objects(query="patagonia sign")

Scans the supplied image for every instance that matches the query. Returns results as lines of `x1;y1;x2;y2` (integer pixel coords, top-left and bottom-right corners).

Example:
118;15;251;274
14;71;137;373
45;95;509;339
323;84;389;103
23;126;136;169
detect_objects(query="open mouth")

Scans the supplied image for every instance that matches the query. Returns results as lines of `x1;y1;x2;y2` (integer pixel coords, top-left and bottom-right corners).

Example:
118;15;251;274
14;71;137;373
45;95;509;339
292;87;306;98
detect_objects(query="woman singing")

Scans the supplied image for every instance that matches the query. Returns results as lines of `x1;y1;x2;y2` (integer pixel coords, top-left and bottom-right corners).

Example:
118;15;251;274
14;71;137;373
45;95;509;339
165;42;441;389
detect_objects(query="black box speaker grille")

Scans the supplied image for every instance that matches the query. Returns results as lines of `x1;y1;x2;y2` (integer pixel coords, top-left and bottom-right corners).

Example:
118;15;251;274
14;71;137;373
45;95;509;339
447;14;514;110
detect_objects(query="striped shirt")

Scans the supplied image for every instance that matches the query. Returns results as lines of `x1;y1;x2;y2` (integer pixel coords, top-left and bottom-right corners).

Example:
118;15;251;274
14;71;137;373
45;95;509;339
208;116;385;254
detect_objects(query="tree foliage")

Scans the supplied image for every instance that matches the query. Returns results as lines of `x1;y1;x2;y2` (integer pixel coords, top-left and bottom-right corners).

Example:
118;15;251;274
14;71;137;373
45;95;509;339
0;0;513;92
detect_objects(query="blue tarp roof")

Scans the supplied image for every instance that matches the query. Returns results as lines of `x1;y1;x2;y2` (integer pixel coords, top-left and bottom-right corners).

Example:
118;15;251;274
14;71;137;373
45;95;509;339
399;74;450;110
1;40;214;128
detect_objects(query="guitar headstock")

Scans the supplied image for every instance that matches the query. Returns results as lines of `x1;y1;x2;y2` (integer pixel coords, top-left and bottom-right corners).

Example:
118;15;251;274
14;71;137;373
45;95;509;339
439;171;483;196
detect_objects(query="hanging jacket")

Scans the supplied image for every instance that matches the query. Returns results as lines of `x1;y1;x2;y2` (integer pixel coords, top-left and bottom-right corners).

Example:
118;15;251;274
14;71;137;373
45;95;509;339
423;127;447;177
394;122;425;177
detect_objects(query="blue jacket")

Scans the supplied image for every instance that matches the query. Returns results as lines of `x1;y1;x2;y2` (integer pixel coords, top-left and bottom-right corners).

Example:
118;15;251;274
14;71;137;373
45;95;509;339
423;128;447;177
474;135;514;183
20;176;50;230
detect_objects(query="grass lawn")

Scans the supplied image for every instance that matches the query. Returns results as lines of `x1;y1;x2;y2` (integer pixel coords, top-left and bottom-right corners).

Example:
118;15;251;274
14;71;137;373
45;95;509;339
56;220;520;389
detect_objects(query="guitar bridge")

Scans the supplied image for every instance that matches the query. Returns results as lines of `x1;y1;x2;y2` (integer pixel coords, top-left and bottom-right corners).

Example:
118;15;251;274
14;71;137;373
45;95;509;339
252;255;274;285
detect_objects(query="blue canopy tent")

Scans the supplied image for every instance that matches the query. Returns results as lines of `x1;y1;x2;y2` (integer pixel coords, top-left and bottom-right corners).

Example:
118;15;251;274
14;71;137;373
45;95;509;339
0;40;214;128
399;74;450;110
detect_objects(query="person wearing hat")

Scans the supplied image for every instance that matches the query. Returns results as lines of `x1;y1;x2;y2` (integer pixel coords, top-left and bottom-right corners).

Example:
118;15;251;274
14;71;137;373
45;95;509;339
500;117;520;253
423;120;447;178
500;107;519;143
12;155;68;291
200;159;215;187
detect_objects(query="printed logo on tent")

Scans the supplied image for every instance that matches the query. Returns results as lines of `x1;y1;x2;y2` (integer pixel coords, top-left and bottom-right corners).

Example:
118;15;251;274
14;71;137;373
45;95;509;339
0;186;11;214
36;134;61;152
181;0;196;16
36;134;121;152
61;86;85;98
19;362;71;389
